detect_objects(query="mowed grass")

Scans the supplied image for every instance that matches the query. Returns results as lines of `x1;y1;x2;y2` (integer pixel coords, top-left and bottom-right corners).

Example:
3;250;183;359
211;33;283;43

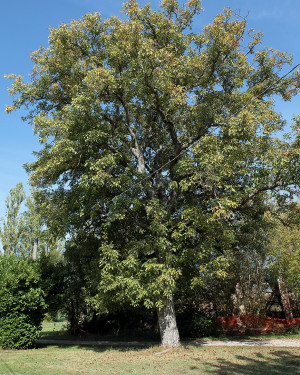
0;345;300;375
25;321;299;374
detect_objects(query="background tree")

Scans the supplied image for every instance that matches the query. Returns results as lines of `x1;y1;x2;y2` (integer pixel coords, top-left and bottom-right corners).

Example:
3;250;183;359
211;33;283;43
268;204;300;293
0;184;66;324
22;193;65;256
37;249;66;321
6;0;300;347
21;192;66;318
0;182;26;256
267;203;300;318
0;183;63;258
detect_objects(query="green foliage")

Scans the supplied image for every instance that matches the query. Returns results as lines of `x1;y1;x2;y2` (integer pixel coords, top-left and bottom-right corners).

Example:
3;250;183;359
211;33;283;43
177;311;217;338
38;251;66;319
0;314;41;350
0;183;64;258
0;255;46;349
267;204;300;293
61;237;100;332
81;307;159;340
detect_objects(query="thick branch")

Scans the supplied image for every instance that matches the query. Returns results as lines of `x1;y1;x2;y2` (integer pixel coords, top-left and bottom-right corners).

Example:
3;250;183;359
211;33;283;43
116;93;146;174
237;180;283;209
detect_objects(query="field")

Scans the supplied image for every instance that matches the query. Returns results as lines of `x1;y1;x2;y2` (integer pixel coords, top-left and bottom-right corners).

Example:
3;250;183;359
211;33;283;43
0;322;299;375
1;344;300;375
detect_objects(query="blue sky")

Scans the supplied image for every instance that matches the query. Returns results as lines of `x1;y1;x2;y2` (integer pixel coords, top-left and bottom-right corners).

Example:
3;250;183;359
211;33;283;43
0;0;299;218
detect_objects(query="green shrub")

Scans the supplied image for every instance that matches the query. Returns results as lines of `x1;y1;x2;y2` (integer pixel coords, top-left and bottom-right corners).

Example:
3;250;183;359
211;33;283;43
0;256;46;349
177;311;217;338
286;323;300;335
0;314;41;349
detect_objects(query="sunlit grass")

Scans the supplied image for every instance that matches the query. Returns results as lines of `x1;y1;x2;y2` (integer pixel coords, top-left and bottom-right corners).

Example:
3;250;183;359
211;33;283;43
0;345;299;375
40;321;68;338
1;322;299;375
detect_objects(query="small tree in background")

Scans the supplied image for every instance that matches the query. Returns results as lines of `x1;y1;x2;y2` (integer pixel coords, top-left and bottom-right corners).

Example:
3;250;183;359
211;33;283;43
0;183;26;256
268;204;300;293
0;183;64;258
267;204;300;318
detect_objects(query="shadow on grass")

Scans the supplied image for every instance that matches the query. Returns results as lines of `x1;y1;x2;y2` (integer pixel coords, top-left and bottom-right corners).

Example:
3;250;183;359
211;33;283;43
40;322;160;342
38;324;160;352
39;331;68;339
39;333;159;343
36;343;154;353
205;350;300;375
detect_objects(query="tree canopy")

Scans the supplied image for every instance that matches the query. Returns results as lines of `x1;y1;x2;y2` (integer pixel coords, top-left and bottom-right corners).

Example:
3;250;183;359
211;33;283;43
6;0;300;347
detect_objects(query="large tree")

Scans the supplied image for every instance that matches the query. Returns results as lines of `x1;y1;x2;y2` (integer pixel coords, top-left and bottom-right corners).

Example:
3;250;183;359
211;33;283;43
6;0;300;346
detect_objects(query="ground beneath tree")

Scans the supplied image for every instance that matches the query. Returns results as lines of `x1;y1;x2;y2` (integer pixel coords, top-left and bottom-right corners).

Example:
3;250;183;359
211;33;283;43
37;338;300;347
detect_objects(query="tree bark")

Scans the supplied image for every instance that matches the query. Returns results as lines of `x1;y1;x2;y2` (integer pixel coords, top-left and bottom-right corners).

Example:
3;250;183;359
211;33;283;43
234;283;246;315
157;296;180;348
32;238;38;261
277;275;293;320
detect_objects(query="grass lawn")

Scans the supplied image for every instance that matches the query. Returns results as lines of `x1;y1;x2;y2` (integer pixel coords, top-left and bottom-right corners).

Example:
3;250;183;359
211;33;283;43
0;345;300;375
0;322;299;374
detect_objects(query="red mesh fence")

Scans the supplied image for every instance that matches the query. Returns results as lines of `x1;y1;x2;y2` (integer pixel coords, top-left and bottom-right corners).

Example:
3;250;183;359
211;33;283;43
217;314;300;335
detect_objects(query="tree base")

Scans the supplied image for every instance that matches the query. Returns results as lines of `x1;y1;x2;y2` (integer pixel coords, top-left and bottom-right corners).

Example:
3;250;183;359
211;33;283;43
157;297;180;348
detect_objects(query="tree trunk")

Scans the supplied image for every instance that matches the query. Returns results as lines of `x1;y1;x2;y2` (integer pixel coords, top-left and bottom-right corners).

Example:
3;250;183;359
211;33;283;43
277;275;293;320
232;283;246;315
32;238;38;261
157;296;180;348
